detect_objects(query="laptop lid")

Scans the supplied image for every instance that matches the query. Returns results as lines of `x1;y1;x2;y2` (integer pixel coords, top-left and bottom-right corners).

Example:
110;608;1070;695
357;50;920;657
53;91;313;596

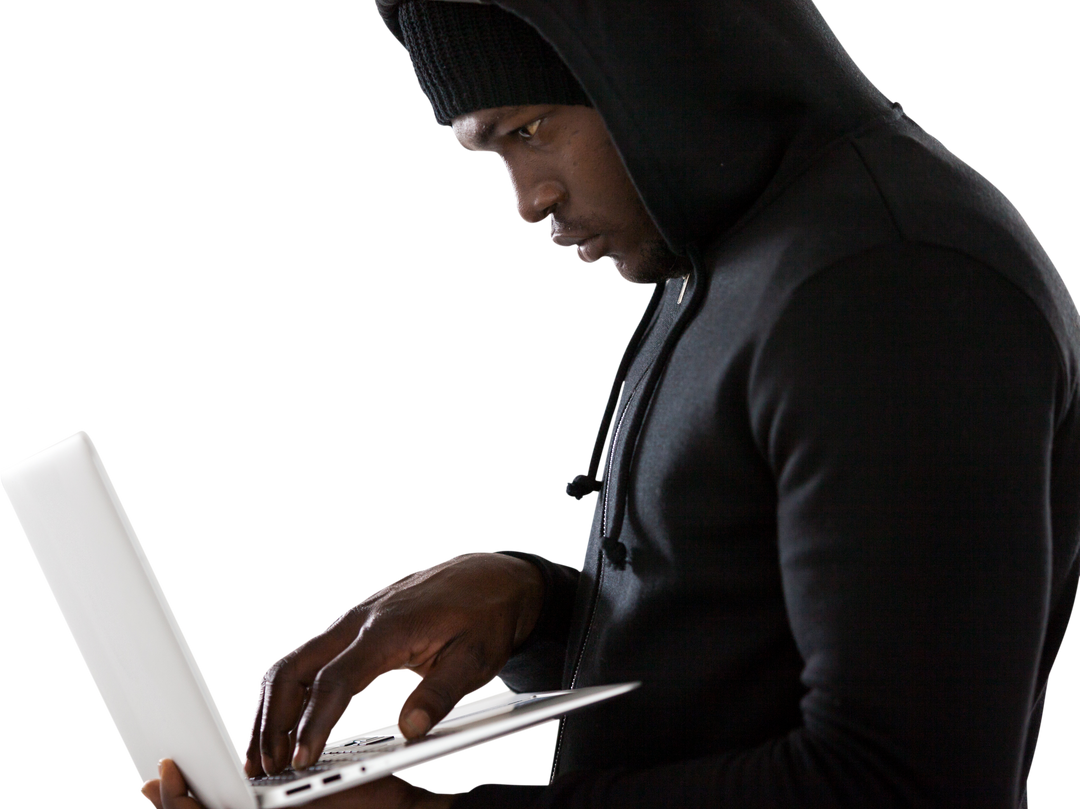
3;432;256;809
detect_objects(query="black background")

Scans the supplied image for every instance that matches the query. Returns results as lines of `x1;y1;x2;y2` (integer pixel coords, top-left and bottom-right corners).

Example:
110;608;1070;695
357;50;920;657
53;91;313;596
4;3;1075;803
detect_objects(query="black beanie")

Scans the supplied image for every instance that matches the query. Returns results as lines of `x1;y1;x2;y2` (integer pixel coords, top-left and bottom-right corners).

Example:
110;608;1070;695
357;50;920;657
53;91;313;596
397;0;591;126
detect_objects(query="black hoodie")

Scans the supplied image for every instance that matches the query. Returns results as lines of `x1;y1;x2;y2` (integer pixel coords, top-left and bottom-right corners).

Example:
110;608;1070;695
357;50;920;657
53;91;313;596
379;1;1080;807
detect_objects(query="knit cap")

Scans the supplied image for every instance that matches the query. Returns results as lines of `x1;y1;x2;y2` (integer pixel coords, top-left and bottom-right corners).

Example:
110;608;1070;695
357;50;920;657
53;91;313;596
397;0;591;125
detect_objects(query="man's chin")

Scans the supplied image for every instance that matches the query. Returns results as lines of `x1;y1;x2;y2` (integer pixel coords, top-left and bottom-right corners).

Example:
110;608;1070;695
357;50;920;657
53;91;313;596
604;259;635;287
617;267;648;287
613;263;643;289
614;260;658;284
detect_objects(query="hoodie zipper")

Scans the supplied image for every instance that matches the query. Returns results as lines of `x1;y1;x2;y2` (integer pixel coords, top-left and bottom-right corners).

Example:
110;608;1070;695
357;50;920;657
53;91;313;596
601;389;636;537
550;368;645;780
548;542;609;781
549;306;665;780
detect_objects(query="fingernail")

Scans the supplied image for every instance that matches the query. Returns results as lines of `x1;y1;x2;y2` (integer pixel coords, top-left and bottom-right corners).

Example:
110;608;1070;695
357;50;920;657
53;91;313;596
402;709;431;737
292;744;309;770
261;754;274;775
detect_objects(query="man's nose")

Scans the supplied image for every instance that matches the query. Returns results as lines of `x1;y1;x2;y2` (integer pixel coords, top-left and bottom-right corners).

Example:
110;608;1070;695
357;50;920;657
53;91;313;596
516;179;566;223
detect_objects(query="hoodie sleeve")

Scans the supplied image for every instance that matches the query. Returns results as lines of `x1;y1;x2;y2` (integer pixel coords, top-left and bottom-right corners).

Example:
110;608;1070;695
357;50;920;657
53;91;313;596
454;244;1071;808
496;552;580;693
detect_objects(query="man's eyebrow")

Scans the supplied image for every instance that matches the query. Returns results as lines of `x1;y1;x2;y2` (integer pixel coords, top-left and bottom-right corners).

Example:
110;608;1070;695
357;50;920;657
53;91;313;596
468;107;529;148
473;119;501;151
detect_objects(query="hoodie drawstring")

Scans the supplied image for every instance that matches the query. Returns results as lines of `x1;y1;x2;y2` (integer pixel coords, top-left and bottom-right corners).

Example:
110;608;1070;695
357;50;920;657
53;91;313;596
566;282;667;500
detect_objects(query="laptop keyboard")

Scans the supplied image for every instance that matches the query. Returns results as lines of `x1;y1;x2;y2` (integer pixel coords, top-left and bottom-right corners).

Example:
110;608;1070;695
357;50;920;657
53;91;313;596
248;736;401;785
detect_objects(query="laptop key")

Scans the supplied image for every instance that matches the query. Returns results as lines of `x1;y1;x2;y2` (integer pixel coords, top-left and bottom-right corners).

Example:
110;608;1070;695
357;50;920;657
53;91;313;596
251;764;333;783
337;735;395;747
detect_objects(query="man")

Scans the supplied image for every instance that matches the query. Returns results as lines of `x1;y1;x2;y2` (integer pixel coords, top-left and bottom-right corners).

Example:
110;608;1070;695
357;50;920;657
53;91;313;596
144;0;1080;807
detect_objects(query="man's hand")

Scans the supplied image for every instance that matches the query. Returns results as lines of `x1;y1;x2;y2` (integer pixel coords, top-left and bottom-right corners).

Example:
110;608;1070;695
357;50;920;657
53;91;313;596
142;759;456;809
246;553;544;775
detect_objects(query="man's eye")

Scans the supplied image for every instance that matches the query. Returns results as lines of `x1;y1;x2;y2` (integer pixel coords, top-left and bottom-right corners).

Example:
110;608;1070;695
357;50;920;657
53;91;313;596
517;120;541;139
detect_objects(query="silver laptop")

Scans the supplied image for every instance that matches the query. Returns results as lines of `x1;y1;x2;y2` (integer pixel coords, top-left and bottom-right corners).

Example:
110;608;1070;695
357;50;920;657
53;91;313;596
2;432;636;809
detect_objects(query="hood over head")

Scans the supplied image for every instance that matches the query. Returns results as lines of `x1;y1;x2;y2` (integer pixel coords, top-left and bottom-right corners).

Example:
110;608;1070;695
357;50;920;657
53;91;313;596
378;0;893;256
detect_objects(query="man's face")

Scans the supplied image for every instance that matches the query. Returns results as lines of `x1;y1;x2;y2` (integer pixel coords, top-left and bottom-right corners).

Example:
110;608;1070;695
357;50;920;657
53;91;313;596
453;104;686;283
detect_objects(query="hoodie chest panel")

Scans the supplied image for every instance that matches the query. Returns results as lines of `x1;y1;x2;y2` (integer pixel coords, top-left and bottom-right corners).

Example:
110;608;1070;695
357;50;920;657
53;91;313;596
583;138;900;650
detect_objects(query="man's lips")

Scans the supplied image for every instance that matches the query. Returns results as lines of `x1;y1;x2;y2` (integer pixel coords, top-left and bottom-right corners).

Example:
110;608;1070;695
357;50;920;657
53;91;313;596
550;230;593;247
551;231;606;262
574;235;609;266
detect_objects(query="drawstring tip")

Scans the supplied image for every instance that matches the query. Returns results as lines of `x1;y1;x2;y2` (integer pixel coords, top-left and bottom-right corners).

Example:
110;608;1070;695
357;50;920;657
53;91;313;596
602;538;628;567
565;470;600;501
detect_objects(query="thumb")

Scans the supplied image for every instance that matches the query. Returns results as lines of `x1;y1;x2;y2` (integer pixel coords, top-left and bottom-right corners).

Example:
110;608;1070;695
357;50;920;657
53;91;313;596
156;760;206;809
398;642;498;738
